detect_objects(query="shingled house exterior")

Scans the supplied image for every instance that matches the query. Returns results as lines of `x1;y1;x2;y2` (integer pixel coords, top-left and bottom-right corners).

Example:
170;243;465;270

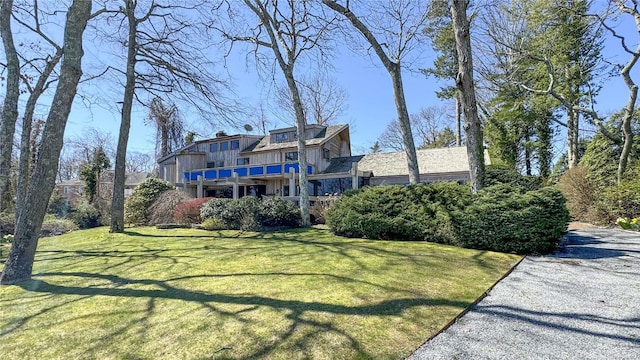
157;124;488;200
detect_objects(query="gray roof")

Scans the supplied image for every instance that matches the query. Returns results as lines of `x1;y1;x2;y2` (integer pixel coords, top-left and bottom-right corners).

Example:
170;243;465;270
245;124;347;153
125;172;151;186
322;147;490;176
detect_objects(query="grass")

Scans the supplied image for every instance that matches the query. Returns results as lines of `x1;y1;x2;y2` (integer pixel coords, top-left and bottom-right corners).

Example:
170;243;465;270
0;227;520;359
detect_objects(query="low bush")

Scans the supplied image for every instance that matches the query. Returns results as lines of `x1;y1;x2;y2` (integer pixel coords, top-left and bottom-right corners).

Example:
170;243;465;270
327;183;471;243
484;165;542;191
326;182;569;254
148;190;194;225
200;196;301;230
200;198;232;221
557;166;598;222
259;198;301;227
222;196;261;231
69;200;103;229
41;216;79;236
452;185;569;254
200;217;226;230
1;213;78;238
595;181;640;224
125;177;174;225
0;212;14;237
173;197;212;224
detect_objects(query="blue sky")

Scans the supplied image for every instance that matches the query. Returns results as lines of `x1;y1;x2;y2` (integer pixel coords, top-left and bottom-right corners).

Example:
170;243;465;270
34;3;640;160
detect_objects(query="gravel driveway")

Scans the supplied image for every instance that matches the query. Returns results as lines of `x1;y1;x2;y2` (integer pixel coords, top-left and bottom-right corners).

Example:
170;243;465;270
408;228;640;360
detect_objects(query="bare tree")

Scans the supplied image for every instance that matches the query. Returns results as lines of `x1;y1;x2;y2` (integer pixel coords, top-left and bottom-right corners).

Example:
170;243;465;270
378;106;456;152
214;0;337;227
147;97;184;159
0;0;20;211
451;0;485;193
274;71;347;125
322;0;428;185
1;0;92;284
106;0;237;233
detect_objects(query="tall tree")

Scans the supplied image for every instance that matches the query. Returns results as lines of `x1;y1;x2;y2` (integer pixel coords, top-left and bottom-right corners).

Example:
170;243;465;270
0;0;20;211
79;147;111;204
108;0;234;232
451;0;485;193
1;0;92;284
378;106;456;151
422;0;462;146
322;0;427;185
214;0;336;227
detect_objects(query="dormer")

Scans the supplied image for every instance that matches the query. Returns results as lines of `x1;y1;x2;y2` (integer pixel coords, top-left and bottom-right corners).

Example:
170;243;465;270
269;124;326;143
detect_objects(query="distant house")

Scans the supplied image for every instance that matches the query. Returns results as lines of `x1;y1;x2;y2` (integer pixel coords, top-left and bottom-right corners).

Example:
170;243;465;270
54;171;152;206
157;123;489;200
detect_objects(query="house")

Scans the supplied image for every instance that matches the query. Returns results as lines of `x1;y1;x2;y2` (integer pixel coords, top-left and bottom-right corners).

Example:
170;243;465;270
158;124;489;200
54;171;152;206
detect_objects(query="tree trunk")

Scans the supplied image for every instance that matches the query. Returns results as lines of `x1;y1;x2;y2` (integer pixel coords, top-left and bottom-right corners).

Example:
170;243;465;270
110;0;136;233
16;50;63;211
0;0;20;212
322;0;420;185
1;0;92;285
455;94;462;146
617;33;639;185
390;65;420;184
284;70;311;227
566;108;579;169
451;0;484;193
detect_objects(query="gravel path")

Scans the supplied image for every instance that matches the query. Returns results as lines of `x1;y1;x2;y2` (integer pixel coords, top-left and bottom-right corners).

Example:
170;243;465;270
408;228;640;360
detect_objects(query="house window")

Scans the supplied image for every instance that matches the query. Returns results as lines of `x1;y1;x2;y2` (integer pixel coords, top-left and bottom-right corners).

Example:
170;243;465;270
322;148;330;160
217;160;225;167
230;140;240;150
237;157;249;165
285;151;298;161
275;132;289;143
207;160;225;168
220;142;229;151
206;162;216;168
210;143;218;152
64;186;70;194
188;146;197;152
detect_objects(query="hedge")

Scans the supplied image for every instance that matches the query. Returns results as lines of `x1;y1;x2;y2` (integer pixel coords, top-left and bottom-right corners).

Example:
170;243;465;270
326;182;569;254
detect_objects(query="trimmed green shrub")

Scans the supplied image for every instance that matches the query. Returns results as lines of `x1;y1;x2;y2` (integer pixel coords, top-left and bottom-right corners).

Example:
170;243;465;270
69;199;103;229
327;183;471;243
327;182;569;254
124;177;174;225
201;197;301;230
200;198;232;221
452;185;569;254
259;198;301;227
223;196;261;231
47;192;69;217
484;165;542;191
173;197;212;224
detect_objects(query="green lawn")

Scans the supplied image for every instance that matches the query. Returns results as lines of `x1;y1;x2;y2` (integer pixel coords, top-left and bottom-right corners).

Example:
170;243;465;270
0;227;520;359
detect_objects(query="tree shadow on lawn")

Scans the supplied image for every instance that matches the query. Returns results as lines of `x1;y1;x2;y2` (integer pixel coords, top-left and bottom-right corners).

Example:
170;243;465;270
13;271;471;359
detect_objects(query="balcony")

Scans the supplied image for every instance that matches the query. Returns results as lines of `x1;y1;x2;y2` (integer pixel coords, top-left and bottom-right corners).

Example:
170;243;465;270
183;162;314;183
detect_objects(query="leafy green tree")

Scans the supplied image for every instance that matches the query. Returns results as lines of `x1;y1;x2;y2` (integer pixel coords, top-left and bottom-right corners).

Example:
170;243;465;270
79;147;110;204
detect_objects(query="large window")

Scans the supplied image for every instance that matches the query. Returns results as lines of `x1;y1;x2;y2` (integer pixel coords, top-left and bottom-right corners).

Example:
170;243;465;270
236;157;249;165
207;160;225;168
230;140;240;150
285;151;298;161
220;142;229;151
210;143;218;152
